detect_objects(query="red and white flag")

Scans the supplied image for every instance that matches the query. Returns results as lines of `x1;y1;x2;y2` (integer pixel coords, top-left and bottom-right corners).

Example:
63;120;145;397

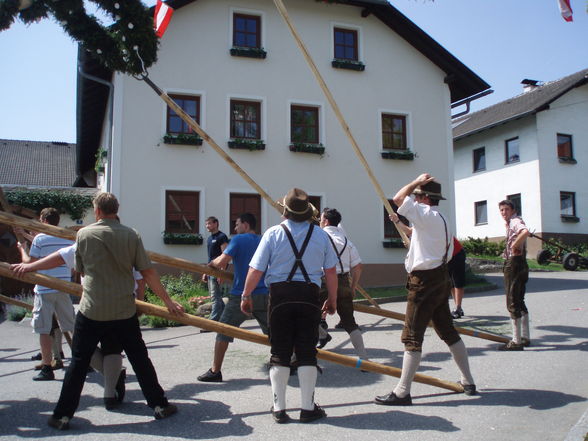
558;0;573;22
154;0;174;37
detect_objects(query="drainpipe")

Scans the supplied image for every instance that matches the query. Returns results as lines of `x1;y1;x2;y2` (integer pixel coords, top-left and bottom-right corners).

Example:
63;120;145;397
77;66;114;192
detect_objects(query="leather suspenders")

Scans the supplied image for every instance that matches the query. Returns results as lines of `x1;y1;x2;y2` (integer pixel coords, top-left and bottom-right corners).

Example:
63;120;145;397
280;223;315;284
326;234;347;274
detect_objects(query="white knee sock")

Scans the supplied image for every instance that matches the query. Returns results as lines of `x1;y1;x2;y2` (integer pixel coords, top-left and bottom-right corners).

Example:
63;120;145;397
298;366;318;411
448;339;475;385
51;328;63;361
393;351;422;398
349;329;368;360
269;366;290;412
90;348;104;373
521;313;530;340
103;354;123;398
511;318;522;344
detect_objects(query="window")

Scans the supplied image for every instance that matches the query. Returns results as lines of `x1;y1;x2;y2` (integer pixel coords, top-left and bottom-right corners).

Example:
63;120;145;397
308;196;321;214
560;192;577;220
230;193;261;234
334;27;358;61
233;13;261;48
384;200;409;239
382;114;407;150
165;191;199;233
291;106;319;144
507;193;522;217
475;201;488;225
505;137;520;164
167;95;200;134
557;133;574;159
230;100;261;139
473;147;486;172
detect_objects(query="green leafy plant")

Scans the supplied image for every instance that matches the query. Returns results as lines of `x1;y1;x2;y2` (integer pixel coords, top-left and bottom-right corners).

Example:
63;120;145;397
331;58;366;71
5;294;34;322
6;190;93;221
163;133;203;146
289;142;325;155
381;150;415;160
228;138;265;151
230;46;267;59
140;273;209;328
461;237;505;257
542;238;587;256
162;232;203;245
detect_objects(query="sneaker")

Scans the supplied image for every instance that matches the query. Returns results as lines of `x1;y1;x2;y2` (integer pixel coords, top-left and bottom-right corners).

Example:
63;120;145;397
458;381;477;396
499;340;524;351
104;397;120;411
154;404;178;420
197;368;222;382
115;368;126;402
271;407;291;424
299;404;326;423
33;366;55;381
521;337;531;347
451;307;464;319
47;416;70;430
317;334;332;349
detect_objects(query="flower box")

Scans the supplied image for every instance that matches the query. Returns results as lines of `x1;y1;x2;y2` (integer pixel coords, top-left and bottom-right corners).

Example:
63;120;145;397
381;150;415;160
230;46;267;59
162;232;204;245
332;58;365;71
560;215;580;223
289;143;325;155
558;156;577;164
382;238;405;248
228;139;266;151
163;133;203;146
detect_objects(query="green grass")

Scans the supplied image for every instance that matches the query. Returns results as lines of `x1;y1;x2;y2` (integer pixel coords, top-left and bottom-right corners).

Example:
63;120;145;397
471;254;566;271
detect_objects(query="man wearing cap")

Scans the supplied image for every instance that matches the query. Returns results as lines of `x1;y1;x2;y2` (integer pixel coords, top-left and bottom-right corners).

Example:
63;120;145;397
317;208;367;360
498;199;531;351
375;173;476;406
240;188;338;424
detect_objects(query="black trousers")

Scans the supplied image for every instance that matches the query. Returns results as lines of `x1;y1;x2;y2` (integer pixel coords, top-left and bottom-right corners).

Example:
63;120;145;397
53;312;168;419
268;281;321;367
503;256;529;319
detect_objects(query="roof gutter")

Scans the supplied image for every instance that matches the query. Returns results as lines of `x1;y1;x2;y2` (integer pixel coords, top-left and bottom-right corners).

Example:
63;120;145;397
450;89;494;119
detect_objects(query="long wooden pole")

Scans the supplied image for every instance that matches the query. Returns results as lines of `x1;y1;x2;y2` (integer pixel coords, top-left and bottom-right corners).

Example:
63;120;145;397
353;303;510;344
0;263;462;392
0;211;232;281
271;0;409;247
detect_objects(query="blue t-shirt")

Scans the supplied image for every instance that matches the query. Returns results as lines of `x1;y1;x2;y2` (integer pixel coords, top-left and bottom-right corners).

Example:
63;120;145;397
224;233;267;296
29;233;75;294
207;231;229;262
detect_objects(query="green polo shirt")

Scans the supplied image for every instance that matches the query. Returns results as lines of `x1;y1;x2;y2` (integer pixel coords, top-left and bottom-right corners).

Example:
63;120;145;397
76;218;152;321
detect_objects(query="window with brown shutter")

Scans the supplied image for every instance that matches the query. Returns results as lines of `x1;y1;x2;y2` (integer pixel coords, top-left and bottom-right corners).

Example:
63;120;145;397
230;193;261;234
165;191;199;233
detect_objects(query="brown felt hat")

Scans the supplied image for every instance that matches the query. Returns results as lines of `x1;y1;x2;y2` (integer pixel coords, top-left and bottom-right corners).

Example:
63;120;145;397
413;181;446;200
279;188;316;222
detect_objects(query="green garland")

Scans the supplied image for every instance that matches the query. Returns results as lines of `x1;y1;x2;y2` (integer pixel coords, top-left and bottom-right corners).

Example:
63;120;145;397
6;189;94;221
0;0;158;75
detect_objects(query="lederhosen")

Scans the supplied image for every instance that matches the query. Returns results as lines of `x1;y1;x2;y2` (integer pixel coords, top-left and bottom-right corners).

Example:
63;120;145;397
401;213;461;352
267;224;322;367
503;222;529;319
319;234;359;333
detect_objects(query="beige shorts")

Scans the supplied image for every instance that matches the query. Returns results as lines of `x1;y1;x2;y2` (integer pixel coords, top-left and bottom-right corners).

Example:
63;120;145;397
31;292;75;334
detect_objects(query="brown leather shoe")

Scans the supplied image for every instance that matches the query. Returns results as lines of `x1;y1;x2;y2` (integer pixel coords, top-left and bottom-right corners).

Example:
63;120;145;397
374;391;412;406
499;340;524;351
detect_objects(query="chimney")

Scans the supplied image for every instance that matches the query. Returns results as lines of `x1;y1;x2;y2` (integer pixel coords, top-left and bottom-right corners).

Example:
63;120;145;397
521;79;542;93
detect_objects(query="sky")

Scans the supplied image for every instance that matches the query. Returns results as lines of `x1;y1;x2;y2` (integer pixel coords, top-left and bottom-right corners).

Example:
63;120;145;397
0;0;586;143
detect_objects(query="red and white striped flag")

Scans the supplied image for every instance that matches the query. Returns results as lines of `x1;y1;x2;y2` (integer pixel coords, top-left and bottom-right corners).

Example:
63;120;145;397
558;0;573;22
154;0;174;37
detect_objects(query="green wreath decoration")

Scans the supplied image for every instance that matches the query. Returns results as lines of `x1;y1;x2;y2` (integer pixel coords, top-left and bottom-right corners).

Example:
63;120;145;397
0;0;158;75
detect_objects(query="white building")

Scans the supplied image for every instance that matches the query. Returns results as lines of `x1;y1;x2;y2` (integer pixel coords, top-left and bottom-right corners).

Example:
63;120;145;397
76;0;488;285
453;68;588;256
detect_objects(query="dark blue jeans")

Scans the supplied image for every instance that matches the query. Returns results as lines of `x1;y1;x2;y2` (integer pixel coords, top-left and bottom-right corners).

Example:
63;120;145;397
53;312;168;419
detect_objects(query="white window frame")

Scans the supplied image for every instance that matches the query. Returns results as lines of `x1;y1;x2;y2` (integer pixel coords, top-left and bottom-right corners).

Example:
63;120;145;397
229;7;266;50
287;99;326;145
378;109;412;152
226;94;267;141
162;88;206;136
161;185;205;236
330;21;364;62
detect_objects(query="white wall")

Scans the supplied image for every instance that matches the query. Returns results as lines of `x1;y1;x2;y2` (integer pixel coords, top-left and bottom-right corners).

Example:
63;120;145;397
109;0;456;264
454;117;542;239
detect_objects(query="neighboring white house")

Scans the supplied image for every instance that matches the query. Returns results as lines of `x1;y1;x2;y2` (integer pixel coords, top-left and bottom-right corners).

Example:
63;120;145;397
453;68;588;256
76;0;489;285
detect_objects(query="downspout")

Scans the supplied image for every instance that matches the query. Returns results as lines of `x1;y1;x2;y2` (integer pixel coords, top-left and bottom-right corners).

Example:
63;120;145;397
77;66;114;192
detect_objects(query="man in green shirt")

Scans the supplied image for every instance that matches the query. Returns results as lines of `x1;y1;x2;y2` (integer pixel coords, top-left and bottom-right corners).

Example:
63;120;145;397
48;193;184;430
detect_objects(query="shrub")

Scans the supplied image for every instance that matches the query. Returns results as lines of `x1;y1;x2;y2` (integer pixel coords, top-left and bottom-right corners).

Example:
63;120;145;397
461;237;505;257
5;294;34;322
140;273;210;328
542;239;587;257
6;190;93;221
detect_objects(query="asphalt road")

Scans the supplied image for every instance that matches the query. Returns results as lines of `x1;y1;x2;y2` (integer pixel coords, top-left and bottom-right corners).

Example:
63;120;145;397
0;270;587;441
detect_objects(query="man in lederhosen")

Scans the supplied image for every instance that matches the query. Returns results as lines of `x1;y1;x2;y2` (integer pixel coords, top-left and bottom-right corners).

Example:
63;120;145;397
240;188;338;424
375;173;477;406
317;208;367;361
